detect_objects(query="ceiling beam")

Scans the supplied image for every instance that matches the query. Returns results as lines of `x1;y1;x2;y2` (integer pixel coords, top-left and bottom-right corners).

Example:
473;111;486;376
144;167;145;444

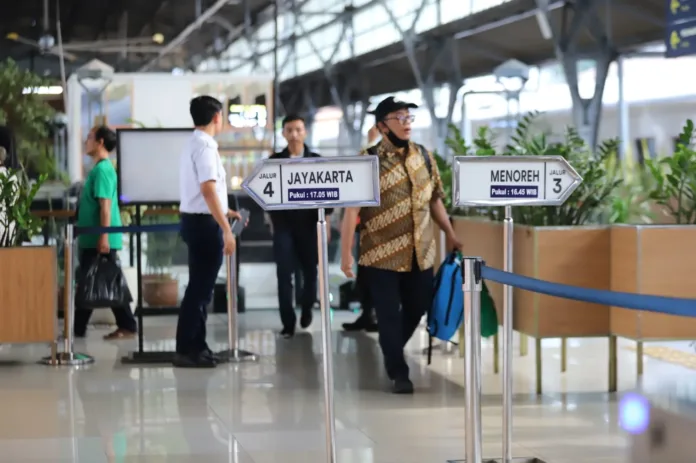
139;0;240;71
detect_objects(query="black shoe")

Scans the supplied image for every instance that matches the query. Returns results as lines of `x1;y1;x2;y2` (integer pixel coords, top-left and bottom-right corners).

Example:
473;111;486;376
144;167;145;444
172;353;217;368
279;327;295;339
202;349;219;362
392;378;414;394
342;315;377;332
300;309;313;329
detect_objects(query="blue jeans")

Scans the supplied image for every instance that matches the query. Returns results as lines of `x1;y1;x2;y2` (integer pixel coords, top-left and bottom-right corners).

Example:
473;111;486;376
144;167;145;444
176;214;223;355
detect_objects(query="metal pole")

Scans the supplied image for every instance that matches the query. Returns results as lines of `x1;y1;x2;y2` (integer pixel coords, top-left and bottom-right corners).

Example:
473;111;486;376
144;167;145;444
227;252;237;350
463;257;483;463
41;223;94;366
272;0;279;152
317;208;336;463
502;205;514;463
64;223;74;356
217;222;258;363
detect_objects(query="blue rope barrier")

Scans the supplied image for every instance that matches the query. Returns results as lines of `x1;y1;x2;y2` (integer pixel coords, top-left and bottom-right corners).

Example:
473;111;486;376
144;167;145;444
74;223;180;235
481;266;696;319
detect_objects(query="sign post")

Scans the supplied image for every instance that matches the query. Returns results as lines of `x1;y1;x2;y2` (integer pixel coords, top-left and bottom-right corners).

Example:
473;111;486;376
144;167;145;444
452;155;582;463
242;155;381;463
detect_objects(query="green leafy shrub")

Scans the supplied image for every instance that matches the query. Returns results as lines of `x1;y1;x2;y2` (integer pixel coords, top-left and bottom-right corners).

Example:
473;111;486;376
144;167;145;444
647;119;696;224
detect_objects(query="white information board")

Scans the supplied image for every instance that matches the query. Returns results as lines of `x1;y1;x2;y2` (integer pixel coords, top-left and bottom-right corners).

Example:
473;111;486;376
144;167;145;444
242;155;380;210
117;128;192;204
453;155;582;207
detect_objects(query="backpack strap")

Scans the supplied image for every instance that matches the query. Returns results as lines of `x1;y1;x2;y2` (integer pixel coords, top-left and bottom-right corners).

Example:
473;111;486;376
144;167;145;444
366;145;378;155
416;143;432;176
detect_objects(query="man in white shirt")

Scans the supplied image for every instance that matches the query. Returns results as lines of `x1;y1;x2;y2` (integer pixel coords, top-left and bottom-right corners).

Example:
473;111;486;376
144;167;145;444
176;95;243;368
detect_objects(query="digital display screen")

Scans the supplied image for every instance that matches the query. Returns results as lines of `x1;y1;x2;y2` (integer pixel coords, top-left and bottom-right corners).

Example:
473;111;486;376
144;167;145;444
228;103;268;128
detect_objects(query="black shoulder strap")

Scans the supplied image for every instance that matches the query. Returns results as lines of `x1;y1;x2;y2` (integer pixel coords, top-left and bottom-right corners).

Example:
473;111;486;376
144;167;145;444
417;144;432;175
366;145;378;155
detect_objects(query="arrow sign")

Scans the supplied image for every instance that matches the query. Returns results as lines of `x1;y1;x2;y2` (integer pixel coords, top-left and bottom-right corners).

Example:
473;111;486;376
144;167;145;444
242;155;381;211
452;155;582;207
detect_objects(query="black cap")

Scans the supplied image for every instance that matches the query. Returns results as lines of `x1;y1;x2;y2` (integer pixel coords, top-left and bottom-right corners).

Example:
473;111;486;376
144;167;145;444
367;96;418;121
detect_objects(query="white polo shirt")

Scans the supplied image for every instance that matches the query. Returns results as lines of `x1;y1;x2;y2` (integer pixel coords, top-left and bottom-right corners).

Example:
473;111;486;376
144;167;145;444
179;129;228;214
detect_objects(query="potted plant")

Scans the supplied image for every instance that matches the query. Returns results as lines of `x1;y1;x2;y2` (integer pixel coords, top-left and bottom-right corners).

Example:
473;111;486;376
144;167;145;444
0;168;57;343
449;113;622;394
610;119;696;375
142;208;180;307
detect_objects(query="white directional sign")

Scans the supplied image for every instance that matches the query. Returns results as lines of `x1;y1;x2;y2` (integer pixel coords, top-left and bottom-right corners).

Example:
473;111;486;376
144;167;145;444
453;155;582;207
242;155;381;210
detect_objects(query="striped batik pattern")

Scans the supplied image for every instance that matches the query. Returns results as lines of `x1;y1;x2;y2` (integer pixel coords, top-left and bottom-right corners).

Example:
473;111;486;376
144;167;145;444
358;139;444;272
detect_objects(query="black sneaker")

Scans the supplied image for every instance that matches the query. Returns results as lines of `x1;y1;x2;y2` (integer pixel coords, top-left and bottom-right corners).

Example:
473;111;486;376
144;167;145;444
279;327;295;339
300;309;313;329
392;378;414;394
172;353;217;369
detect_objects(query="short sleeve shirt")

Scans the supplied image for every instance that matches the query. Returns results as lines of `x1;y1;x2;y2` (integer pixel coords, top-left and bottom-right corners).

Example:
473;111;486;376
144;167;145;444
76;159;123;250
179;130;228;214
357;139;445;272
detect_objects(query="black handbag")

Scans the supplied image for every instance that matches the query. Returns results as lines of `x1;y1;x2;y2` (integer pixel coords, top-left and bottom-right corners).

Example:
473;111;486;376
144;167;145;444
75;254;133;309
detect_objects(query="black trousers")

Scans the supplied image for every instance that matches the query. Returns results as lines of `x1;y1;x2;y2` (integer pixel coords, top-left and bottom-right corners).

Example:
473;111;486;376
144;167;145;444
73;248;137;336
363;254;433;380
176;214;223;355
273;227;318;329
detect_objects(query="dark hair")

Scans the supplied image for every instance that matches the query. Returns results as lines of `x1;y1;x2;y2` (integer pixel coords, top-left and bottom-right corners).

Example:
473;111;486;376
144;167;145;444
93;125;117;152
282;114;305;128
190;95;223;126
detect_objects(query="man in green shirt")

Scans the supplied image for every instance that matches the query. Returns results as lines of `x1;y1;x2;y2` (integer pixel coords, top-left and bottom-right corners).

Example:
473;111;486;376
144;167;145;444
74;126;137;340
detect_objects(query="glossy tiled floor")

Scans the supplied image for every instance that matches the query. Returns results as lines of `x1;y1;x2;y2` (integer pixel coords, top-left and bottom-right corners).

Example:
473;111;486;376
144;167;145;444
0;310;692;462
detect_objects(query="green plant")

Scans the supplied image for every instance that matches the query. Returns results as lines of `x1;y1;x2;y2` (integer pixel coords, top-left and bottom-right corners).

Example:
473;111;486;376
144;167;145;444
647;119;696;224
433;152;453;212
508;115;622;226
603;157;655;224
445;124;500;219
446;113;622;226
0;169;46;247
0;59;56;177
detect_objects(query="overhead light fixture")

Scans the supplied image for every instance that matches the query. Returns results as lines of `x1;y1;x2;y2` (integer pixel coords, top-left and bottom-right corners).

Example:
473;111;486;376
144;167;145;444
6;32;18;40
493;59;530;93
152;33;164;44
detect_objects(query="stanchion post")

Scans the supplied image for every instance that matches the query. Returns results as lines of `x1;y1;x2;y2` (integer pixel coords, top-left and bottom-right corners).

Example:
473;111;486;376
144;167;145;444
502;205;514;463
41;223;94;366
317;208;337;463
63;223;74;356
216;229;258;363
463;257;483;463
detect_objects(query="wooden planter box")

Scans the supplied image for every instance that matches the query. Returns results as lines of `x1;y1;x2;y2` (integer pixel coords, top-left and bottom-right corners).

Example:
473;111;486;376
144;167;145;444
452;218;614;393
0;246;57;344
611;225;696;375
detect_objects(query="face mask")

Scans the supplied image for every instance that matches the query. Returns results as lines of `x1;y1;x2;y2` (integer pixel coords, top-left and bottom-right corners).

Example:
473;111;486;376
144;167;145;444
381;124;409;148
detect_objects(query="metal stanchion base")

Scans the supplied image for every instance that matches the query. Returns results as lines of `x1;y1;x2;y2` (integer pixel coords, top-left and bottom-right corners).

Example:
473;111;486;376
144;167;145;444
447;458;546;462
215;349;258;363
39;352;95;366
121;351;177;364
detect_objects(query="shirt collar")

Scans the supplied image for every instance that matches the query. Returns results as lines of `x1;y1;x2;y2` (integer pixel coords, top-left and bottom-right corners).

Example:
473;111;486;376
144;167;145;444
194;129;218;149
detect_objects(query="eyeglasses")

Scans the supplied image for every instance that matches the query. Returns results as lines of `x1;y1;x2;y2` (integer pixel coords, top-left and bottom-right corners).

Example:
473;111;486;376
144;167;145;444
383;115;415;125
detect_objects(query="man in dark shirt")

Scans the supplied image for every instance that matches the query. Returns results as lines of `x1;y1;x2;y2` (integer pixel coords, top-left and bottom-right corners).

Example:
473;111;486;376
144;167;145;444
268;115;333;338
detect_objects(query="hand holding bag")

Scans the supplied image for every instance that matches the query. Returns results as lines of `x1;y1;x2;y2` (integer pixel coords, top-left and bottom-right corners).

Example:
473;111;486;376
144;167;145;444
75;254;133;309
